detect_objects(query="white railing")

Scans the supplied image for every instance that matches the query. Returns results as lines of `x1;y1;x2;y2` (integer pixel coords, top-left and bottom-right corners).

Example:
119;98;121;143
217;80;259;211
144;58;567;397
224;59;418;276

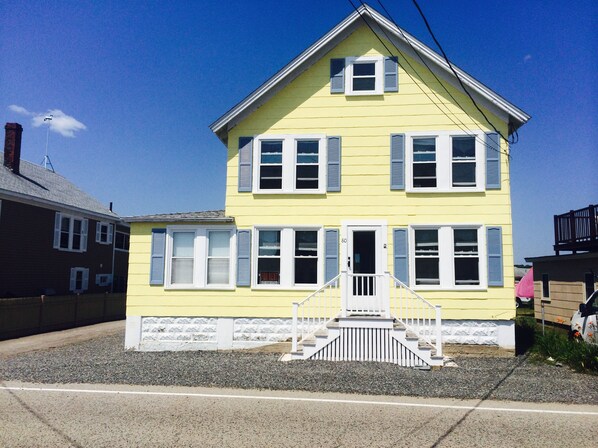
344;273;388;316
292;274;341;352
388;273;442;357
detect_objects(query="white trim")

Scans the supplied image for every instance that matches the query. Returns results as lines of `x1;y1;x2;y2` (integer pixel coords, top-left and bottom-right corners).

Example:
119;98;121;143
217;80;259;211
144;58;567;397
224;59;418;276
252;134;327;194
409;224;487;291
405;130;485;193
344;56;384;96
164;225;236;290
252;226;324;290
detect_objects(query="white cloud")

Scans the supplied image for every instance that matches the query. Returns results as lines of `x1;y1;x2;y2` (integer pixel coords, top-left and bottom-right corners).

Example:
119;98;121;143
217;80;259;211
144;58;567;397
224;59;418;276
523;54;532;63
8;105;87;138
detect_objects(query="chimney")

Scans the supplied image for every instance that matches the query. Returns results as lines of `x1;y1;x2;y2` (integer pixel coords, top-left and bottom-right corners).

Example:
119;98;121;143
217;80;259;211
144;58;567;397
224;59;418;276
4;123;23;175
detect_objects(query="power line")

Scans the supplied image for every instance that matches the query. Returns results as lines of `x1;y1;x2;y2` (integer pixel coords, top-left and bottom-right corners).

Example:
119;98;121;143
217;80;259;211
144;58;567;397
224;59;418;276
349;0;509;157
410;0;515;144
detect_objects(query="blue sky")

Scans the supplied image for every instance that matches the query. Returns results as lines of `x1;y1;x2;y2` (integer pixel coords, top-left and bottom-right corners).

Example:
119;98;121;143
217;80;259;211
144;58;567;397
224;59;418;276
1;0;596;263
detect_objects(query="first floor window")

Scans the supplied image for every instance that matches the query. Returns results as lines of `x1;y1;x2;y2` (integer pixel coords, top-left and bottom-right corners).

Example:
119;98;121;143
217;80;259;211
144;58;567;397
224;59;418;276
70;267;89;293
411;226;484;289
171;232;195;284
257;230;281;284
294;230;318;284
414;229;440;285
55;213;87;252
166;227;234;289
453;229;479;285
207;231;231;285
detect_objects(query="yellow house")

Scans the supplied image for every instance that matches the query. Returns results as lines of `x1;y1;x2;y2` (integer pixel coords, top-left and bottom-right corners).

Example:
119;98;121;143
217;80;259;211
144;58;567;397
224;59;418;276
125;5;530;367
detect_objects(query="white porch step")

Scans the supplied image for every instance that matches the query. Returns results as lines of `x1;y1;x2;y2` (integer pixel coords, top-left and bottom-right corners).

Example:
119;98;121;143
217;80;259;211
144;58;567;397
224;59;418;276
290;315;443;368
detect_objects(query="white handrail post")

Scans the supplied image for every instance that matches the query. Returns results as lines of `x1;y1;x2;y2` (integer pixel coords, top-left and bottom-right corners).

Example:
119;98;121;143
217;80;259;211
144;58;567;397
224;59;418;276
292;302;298;353
435;304;442;357
384;272;391;318
341;270;348;318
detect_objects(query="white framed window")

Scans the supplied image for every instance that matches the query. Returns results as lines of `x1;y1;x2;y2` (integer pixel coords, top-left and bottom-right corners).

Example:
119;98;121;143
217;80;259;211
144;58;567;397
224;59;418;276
95;221;113;244
345;56;384;95
164;226;235;289
70;267;89;293
54;212;88;252
254;135;326;194
410;225;486;290
253;227;323;289
406;131;485;192
95;273;113;287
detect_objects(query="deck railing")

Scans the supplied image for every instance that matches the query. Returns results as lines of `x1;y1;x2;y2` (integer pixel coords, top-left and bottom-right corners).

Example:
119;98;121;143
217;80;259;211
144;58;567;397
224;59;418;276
292;274;341;352
554;204;598;254
388;273;442;357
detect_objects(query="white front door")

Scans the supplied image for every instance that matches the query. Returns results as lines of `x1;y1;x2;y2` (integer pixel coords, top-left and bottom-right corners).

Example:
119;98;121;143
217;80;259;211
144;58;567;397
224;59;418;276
342;223;388;314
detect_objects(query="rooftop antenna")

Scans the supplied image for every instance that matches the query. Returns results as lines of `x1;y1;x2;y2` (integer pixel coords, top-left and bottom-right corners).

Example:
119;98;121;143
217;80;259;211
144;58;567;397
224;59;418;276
41;115;55;172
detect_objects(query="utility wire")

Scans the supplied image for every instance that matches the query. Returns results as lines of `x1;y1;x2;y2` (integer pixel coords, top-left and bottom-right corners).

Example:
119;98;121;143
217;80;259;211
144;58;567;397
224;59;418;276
371;0;510;157
349;0;508;157
410;0;516;144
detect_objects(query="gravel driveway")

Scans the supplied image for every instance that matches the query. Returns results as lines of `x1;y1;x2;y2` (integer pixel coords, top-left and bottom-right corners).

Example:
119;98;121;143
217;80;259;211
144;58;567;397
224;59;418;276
1;330;596;404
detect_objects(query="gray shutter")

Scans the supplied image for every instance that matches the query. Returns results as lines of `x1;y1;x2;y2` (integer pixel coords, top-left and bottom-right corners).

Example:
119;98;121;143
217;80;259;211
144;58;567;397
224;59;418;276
330;58;345;94
393;228;409;284
69;268;76;292
237;229;251;286
238;137;253;192
95;221;101;243
487;226;503;286
327;136;341;192
390;134;405;190
108;224;114;244
485;132;501;189
82;269;89;291
384;56;398;92
53;212;61;248
150;228;166;285
325;229;339;282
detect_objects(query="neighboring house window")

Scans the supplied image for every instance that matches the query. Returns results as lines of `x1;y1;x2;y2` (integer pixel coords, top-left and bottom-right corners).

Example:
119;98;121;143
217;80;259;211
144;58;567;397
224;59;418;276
165;227;235;289
542;274;550;299
95;222;113;244
95;274;112;286
345;56;384;95
254;134;326;194
115;231;130;251
410;226;485;289
254;227;322;288
54;212;88;252
70;267;89;293
406;131;484;192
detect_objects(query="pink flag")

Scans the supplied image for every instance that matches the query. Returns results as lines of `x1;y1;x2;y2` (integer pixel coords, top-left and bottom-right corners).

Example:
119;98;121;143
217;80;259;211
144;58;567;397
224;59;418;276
515;268;535;298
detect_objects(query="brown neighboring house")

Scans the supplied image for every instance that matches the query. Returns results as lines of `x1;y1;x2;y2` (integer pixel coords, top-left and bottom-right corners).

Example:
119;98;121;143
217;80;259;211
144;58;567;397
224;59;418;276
0;123;129;298
526;204;598;325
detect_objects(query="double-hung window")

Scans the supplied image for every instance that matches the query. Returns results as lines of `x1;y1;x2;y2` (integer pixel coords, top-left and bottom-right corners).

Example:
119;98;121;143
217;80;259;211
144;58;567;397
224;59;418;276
96;222;113;244
54;212;88;252
254;228;322;288
70;267;89;293
254;135;326;194
345;56;384;95
411;226;485;289
406;131;483;192
165;227;235;289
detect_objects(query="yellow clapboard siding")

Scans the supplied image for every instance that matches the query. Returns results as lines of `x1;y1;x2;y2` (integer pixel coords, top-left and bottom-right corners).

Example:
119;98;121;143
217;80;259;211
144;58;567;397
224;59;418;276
128;26;515;321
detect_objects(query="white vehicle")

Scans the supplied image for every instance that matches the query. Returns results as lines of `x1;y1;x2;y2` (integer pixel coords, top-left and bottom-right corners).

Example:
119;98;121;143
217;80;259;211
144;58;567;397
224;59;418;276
570;290;598;343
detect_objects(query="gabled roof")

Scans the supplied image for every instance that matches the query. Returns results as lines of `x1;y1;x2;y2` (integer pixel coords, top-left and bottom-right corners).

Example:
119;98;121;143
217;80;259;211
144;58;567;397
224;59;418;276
125;210;233;223
210;3;530;143
0;152;118;220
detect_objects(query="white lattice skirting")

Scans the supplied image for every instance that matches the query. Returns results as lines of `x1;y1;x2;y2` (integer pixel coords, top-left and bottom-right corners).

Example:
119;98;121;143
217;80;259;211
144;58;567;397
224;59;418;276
125;316;515;351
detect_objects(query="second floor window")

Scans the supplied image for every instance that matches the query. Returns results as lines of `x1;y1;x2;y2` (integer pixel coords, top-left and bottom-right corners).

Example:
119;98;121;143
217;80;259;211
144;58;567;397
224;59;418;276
254;135;326;194
54;212;88;252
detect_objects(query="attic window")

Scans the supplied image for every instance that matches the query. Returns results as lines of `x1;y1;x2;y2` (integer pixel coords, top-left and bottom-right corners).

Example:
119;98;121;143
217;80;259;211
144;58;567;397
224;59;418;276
345;56;383;95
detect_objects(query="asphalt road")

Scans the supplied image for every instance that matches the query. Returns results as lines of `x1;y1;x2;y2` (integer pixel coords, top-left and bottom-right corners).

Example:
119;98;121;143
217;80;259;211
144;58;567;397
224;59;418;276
2;382;597;448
